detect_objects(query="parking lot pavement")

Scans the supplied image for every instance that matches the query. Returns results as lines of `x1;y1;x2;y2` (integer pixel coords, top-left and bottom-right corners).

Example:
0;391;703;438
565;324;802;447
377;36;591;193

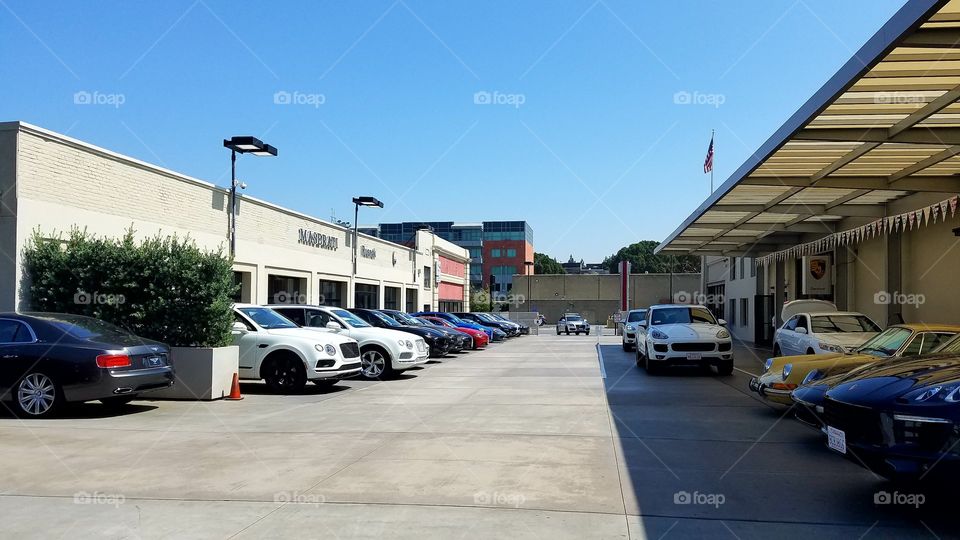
3;331;955;539
600;334;956;539
0;333;629;539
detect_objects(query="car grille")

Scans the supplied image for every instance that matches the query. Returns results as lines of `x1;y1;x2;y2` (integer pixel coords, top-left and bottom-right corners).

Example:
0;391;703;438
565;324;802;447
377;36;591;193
341;361;361;371
822;399;883;446
718;342;732;352
653;344;668;353
671;343;716;352
339;343;360;358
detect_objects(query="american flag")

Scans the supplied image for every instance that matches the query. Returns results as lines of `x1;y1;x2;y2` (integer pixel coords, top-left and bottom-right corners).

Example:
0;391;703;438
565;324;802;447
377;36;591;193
703;135;714;173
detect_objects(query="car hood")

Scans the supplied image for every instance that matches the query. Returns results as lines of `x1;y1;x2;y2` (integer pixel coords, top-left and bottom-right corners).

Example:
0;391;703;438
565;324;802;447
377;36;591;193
653;323;723;340
816;332;878;348
266;327;356;344
826;354;960;403
766;352;846;373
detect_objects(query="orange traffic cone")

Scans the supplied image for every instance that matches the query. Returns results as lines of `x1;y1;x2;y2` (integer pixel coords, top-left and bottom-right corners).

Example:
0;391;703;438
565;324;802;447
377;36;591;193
225;373;243;401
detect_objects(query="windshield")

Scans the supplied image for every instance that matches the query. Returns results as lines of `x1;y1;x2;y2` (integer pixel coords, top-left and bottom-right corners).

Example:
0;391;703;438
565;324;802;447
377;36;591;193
811;315;880;334
369;310;402;327
41;314;134;341
856;327;911;357
627;311;646;323
239;307;297;329
475;313;498;322
391;311;424;326
650;307;716;325
565;316;583;322
332;309;370;328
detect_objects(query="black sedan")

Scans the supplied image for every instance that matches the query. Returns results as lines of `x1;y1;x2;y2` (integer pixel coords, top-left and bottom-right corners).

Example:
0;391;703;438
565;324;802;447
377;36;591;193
818;353;960;480
379;309;470;352
0;313;174;417
348;308;452;357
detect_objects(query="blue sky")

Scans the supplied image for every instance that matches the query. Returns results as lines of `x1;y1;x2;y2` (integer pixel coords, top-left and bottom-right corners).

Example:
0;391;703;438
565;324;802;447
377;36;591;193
0;0;905;261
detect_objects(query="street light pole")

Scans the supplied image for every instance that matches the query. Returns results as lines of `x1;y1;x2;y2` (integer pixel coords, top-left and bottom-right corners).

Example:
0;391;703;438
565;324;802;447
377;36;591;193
350;196;384;308
229;149;236;257
223;136;277;260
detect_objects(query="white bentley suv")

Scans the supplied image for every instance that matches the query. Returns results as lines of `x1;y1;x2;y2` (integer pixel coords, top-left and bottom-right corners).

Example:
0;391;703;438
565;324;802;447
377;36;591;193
269;305;429;379
232;305;362;392
635;304;733;375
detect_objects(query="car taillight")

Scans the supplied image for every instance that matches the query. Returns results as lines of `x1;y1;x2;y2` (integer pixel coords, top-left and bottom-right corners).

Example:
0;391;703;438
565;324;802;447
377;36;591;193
96;354;131;368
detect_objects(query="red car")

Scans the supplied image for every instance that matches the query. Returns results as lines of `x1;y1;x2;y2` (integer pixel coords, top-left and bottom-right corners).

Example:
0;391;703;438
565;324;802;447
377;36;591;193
418;316;488;349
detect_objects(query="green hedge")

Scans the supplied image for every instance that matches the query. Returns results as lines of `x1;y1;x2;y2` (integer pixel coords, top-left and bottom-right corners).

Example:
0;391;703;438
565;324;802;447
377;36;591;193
23;228;236;347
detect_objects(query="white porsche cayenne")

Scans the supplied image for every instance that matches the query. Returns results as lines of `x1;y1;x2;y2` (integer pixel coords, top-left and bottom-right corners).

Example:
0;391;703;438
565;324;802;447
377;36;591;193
635;304;734;375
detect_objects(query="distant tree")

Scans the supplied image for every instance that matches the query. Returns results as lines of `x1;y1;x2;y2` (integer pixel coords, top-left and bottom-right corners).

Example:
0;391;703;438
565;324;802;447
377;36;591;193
533;252;565;274
602;240;700;274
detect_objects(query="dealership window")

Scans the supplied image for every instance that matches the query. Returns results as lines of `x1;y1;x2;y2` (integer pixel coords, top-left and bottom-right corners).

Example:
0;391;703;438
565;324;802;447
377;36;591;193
268;274;307;304
405;288;418;312
491;249;501;257
439;300;463;312
729;257;737;280
232;271;252;303
423;266;431;288
506;248;517;257
354;283;379;309
728;299;736;325
738;258;744;279
319;280;346;307
384;286;400;310
749;258;756;278
740;298;749;327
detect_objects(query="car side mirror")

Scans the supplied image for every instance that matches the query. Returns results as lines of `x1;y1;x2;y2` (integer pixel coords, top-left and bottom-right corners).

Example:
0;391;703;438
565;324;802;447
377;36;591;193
326;321;341;330
231;322;249;334
638;320;647;327
717;319;727;326
796;327;808;335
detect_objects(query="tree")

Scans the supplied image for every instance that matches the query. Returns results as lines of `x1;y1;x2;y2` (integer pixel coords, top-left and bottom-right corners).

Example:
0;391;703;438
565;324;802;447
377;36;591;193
533;252;565;274
602;240;700;274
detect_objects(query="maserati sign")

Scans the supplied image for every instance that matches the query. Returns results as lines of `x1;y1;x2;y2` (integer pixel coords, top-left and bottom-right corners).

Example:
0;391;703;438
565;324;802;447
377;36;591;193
361;246;377;259
298;228;339;250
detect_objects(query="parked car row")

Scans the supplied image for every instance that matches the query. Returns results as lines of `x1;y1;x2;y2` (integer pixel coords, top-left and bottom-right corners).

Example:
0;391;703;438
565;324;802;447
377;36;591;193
0;308;528;418
748;300;960;480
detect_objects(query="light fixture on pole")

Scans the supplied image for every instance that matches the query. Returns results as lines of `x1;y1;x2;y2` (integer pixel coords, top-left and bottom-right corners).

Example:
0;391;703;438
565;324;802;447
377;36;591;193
223;136;277;258
351;196;384;306
523;261;534;312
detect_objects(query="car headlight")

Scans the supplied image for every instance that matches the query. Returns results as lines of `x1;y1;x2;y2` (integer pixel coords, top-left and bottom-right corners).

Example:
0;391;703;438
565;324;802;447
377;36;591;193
716;329;730;339
818;342;844;353
764;358;774;372
801;369;824;385
782;364;793;380
907;384;960;403
405;340;413;349
625;324;635;332
650;329;669;340
314;344;336;356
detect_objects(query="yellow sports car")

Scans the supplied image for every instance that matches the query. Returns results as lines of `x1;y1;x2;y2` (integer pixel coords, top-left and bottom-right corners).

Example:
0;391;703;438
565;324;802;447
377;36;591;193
748;323;960;405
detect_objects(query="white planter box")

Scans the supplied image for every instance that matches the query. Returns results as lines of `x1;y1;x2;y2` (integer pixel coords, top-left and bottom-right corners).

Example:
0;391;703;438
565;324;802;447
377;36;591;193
149;346;239;401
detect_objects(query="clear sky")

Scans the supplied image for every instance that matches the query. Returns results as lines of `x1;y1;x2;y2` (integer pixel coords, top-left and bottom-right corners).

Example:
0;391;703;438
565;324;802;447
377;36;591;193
0;0;906;261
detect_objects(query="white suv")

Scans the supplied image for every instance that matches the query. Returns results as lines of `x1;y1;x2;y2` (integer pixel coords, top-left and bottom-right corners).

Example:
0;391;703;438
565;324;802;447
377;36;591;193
270;305;429;379
557;313;590;335
636;304;733;375
773;300;880;357
621;308;648;351
232;305;362;392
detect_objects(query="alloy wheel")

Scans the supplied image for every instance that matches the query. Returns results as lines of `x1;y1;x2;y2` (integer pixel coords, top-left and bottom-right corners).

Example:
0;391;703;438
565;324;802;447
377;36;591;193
17;373;56;416
361;350;386;378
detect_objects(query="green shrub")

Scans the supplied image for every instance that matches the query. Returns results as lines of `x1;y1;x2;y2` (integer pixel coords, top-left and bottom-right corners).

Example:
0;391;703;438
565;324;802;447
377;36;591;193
22;228;236;347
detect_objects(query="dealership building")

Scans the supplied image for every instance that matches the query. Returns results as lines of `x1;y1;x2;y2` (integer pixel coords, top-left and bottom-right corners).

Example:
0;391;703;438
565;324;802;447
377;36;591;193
658;0;960;343
0;121;471;312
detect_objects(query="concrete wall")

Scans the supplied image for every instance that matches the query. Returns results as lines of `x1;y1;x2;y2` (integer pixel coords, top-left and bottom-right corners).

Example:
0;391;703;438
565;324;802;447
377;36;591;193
511;273;701;324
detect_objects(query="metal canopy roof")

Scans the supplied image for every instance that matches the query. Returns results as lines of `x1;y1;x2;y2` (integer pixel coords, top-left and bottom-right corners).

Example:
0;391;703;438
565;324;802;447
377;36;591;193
657;0;960;257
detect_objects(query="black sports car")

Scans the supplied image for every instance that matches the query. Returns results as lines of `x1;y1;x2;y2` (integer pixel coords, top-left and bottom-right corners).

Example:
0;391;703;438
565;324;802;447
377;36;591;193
0;313;174;417
348;308;452;357
817;353;960;480
379;309;470;352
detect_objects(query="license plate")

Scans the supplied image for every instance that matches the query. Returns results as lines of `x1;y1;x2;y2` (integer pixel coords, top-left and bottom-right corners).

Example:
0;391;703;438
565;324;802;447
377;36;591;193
686;353;702;360
143;356;163;368
827;426;847;454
